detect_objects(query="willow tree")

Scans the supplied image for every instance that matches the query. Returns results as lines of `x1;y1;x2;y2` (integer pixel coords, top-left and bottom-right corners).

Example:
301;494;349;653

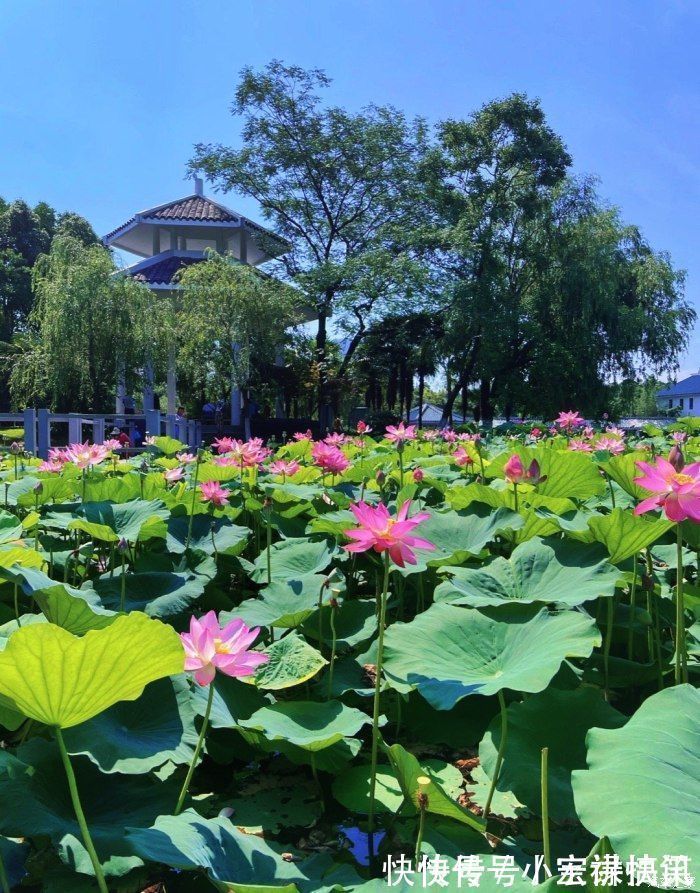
8;235;166;411
175;252;302;423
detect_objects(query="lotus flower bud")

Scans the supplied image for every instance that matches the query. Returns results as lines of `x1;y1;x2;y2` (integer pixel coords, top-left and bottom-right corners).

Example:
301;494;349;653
376;469;386;485
33;480;43;494
413;468;424;483
9;442;21;455
669;444;684;473
117;537;129;553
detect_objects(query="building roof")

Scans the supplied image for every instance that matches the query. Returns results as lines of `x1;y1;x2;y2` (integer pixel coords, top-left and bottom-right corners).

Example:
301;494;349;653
408;403;465;425
658;374;700;398
103;193;288;246
128;254;203;286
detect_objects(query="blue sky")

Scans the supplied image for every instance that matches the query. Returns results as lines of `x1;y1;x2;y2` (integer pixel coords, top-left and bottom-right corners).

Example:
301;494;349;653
1;0;699;376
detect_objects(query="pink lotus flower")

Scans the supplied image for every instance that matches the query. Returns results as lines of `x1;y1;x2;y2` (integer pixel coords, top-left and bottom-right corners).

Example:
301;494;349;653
213;455;238;467
102;438;121;452
606;425;625;438
412;468;424;483
357;421;372;434
38;460;63;473
385;423;417;446
421;429;439;441
65;441;109;469
164;466;185;483
441;428;457;443
503;455;545;485
344;500;435;567
48;447;70;464
324;432;347;446
634;456;700;522
594;436;625;455
268;459;300;478
177;452;197;464
213;436;236;454
555;411;584;431
200;480;230;508
453;447;474;467
530;428;542;439
180;611;268;686
293;430;314;441
312;442;350;476
672;431;687;444
569;439;593;452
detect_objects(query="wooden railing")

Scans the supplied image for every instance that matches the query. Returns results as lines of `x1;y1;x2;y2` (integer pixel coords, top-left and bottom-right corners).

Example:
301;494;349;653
0;410;202;459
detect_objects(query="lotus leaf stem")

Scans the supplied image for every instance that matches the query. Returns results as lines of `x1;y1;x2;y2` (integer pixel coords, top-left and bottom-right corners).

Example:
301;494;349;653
175;681;215;815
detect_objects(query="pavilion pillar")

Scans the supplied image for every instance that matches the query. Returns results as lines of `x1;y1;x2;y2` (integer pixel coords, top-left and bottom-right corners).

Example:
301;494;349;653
274;347;286;419
167;349;178;415
116;365;126;414
230;341;241;427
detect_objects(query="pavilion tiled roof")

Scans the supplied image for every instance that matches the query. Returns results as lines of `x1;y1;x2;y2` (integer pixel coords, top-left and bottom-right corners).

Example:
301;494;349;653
147;195;239;222
130;255;202;285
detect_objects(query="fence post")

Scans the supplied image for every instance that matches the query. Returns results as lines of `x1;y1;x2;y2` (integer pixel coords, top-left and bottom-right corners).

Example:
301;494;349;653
37;408;51;459
165;414;176;438
68;413;82;445
93;417;106;445
187;419;196;447
145;409;161;439
23;408;37;456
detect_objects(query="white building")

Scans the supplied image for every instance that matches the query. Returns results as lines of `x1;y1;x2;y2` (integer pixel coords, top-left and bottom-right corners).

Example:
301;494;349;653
657;373;700;416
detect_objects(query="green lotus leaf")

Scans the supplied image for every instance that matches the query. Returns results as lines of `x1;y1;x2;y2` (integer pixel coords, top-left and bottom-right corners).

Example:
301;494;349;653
69;499;169;543
382;603;600;709
572;684;700;866
254;632;327;691
0;737;180;877
126;809;335;891
0;612;184;727
91;569;206;618
479;687;626;821
587;508;673;565
166;514;249;555
191;674;268;729
239;700;371;751
384;743;485;831
602;452;650;500
6;566;118;633
488;448;605;499
0;545;44;569
224;772;320;833
149;435;186;456
224;574;327;629
0;510;23;544
434;537;620;608
332;758;464;815
408;507;524;569
248;536;335;583
303;597;378;650
62;676;198;773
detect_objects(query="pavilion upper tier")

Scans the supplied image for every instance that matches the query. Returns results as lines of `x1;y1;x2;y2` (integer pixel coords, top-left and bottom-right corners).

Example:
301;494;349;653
102;177;289;286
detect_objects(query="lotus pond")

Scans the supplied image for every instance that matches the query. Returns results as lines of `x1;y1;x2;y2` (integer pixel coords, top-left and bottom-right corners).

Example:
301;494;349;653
0;418;697;892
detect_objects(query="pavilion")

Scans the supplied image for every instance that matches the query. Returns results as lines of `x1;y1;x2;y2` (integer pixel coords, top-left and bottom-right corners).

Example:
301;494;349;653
102;177;291;426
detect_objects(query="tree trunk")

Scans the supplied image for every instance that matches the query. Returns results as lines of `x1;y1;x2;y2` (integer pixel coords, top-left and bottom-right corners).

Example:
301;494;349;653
418;371;425;429
479;379;494;428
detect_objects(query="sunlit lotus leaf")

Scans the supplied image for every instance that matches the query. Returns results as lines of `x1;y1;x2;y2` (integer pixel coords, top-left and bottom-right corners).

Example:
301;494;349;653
572;684;700;866
602;452;650;500
254;632;327;690
587;508;673;565
332;757;464;815
434;537;620;608
383;603;600;709
69;499;169;543
0;546;45;569
0;612;184;727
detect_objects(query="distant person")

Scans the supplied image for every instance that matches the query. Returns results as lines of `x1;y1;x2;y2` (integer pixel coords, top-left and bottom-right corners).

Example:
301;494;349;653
117;429;131;448
132;427;143;447
215;399;224;433
176;406;188;420
202;401;215;421
333;416;343;434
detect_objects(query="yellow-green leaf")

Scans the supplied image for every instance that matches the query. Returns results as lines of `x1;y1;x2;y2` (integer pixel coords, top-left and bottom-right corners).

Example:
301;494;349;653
0;613;184;728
